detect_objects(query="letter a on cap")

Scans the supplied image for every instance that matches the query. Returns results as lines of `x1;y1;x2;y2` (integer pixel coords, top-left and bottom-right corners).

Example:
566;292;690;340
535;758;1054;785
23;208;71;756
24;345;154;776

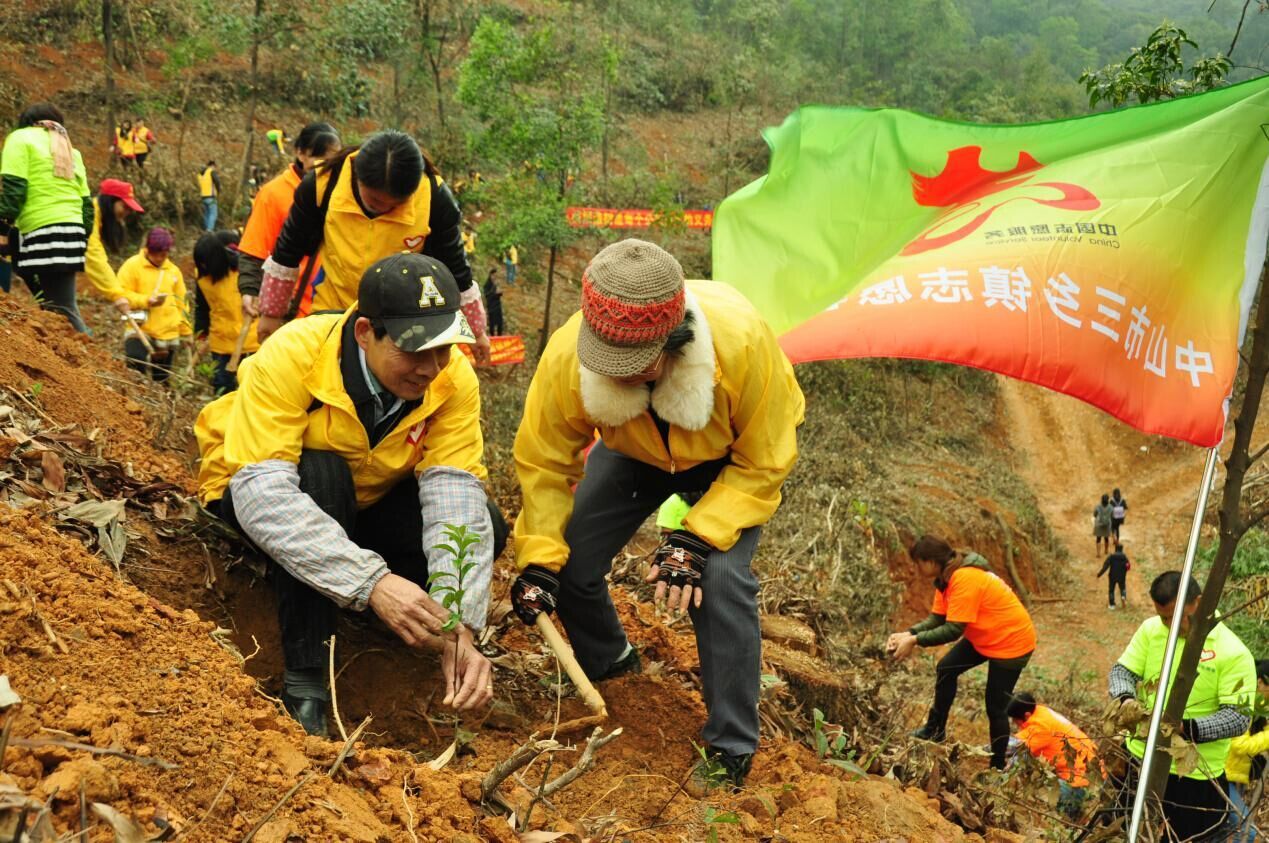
418;276;446;308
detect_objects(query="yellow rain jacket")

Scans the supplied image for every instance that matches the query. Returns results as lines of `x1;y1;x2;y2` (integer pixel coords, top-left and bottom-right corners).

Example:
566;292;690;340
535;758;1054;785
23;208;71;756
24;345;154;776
1225;723;1269;784
514;281;804;572
309;150;434;313
195;308;486;508
115;251;191;342
196;269;259;355
82;211;122;300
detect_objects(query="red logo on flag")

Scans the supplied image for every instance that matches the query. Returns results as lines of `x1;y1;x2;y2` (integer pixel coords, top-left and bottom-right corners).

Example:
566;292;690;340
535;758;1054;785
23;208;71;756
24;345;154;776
901;146;1100;256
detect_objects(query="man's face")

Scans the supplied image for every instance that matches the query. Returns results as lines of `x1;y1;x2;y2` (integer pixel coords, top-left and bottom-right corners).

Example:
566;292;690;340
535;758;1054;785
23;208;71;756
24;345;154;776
1153;596;1200;635
354;317;451;401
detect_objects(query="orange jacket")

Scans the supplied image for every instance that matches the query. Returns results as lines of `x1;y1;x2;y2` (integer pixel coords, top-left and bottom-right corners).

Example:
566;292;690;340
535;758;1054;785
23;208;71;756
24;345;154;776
1016;705;1096;786
239;164;321;315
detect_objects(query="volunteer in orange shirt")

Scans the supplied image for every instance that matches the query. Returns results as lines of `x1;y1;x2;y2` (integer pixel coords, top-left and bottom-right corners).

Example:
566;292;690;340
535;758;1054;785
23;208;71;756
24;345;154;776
238;122;340;331
887;534;1037;769
1007;692;1097;818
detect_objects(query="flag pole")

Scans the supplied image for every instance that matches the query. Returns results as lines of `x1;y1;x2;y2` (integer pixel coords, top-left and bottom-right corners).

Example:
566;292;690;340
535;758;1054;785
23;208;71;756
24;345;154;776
1127;445;1220;840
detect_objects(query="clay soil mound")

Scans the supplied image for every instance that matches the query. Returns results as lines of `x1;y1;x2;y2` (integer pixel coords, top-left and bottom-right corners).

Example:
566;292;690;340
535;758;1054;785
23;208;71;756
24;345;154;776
0;296;1015;841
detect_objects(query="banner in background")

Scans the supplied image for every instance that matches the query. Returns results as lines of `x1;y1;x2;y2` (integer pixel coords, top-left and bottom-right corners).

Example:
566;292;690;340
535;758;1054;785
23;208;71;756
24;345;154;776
459;335;526;366
567;207;714;230
713;78;1269;447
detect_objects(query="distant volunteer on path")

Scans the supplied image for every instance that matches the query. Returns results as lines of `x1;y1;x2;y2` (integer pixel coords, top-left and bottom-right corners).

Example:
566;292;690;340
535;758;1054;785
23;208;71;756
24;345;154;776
509;239;805;793
237;122;341;325
195;252;505;737
250;130;491;364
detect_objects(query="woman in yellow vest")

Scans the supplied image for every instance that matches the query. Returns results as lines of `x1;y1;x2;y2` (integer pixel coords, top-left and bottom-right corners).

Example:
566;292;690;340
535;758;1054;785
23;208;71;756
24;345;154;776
253;130;490;363
130;117;156;169
84;178;144;304
114;120;135;166
114;227;191;382
198;161;220;231
194;230;258;395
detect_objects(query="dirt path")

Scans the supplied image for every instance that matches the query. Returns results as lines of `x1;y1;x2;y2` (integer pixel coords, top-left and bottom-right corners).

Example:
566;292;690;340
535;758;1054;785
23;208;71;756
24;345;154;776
998;378;1209;686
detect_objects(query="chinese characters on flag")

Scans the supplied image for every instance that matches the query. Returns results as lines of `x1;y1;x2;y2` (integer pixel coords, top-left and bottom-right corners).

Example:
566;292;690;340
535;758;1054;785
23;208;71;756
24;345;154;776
566;207;714;230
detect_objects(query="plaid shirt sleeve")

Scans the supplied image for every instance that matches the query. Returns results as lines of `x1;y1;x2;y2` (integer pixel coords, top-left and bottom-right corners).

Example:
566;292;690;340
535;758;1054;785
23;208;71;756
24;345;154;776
229;460;389;611
1109;662;1141;699
1190;706;1252;743
418;466;494;631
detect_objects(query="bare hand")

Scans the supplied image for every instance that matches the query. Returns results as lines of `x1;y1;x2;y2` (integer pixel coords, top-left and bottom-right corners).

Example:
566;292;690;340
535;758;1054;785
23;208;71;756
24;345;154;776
147;293;167;307
256;314;284;343
644;562;702;614
241;294;260;319
473;332;492;366
889;632;919;661
440;628;494;711
368;573;451;648
113;298;132;315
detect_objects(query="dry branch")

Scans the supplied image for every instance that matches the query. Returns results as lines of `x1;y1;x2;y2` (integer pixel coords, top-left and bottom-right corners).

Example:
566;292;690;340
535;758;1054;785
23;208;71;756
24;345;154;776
480;735;560;802
541;726;622;797
12;738;177;770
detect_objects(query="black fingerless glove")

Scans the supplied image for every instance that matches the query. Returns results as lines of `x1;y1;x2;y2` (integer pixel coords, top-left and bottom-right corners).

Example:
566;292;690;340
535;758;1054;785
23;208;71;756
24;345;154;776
511;565;560;626
653;530;712;589
1180;718;1200;743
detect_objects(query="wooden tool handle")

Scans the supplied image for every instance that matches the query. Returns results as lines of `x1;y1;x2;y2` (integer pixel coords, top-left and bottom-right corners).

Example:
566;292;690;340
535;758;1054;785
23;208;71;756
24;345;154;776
123;314;154;354
225;322;252;373
535;614;607;717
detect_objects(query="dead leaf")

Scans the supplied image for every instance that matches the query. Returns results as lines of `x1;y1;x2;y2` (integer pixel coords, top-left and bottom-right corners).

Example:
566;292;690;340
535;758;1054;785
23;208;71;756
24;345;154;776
98;519;127;569
519;833;573;843
60;499;126;527
427;739;458;771
0;675;20;708
40;451;65;493
152;501;168;520
91;803;148;843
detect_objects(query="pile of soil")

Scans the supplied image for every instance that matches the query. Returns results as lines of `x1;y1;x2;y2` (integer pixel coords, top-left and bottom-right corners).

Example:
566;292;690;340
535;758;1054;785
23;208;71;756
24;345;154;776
0;294;1022;841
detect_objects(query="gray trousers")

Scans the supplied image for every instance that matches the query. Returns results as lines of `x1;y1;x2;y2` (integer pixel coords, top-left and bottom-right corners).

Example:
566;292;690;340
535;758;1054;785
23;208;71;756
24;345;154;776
558;441;762;755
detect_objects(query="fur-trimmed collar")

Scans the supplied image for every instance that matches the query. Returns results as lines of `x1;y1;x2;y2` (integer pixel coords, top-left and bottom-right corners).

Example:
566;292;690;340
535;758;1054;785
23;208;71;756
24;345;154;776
578;292;716;430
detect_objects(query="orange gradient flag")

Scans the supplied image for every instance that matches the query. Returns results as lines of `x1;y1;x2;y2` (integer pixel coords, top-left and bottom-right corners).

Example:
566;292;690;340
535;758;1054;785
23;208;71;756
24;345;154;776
714;78;1269;446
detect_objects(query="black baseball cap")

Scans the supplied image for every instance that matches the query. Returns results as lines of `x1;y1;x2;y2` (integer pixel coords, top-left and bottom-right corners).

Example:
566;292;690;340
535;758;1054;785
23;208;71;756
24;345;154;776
358;252;475;352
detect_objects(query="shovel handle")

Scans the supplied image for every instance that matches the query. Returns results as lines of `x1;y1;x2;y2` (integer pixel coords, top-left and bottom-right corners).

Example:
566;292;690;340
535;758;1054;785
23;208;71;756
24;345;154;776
123;314;154;354
535;614;607;717
225;322;252;373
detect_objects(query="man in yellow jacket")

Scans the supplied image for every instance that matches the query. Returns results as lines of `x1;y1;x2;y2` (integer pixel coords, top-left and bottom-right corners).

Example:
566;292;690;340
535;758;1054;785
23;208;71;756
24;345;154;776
195;253;504;736
510;239;805;792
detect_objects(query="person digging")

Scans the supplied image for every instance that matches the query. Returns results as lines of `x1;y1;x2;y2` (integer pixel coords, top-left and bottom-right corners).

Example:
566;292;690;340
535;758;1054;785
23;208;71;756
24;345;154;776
195;252;506;736
508;239;805;793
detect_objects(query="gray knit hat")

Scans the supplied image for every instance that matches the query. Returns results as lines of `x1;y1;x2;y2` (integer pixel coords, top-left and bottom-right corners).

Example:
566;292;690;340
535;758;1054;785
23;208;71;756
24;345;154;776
577;239;686;378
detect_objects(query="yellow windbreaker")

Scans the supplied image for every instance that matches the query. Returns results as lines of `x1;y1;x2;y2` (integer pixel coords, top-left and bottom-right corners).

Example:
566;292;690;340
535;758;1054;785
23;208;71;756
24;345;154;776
195;308;486;507
1225;723;1269;784
309;151;434;313
513;281;804;572
115;251;191;341
82;212;123;300
196;269;259;355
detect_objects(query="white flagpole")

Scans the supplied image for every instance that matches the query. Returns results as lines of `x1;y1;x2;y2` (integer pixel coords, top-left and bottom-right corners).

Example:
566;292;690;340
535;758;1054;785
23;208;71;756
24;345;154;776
1127;445;1220;840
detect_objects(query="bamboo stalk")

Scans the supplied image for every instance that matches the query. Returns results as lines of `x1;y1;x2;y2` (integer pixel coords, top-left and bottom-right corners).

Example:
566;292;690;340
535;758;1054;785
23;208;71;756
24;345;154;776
535;614;606;717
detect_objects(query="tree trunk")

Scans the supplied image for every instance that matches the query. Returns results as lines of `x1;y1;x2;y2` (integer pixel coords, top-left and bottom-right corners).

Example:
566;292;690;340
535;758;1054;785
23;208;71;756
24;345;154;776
235;0;265;221
539;244;557;359
103;0;115;154
1144;264;1269;816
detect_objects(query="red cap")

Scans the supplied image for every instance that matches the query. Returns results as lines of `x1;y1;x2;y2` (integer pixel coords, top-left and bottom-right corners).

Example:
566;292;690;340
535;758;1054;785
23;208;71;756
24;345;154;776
98;179;144;213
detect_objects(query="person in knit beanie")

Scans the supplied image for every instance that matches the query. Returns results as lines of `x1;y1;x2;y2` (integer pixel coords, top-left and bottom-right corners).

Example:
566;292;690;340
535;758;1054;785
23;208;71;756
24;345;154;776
509;238;806;792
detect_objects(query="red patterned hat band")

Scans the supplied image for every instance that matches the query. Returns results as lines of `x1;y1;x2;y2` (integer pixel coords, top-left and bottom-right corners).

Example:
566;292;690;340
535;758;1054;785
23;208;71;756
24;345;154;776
582;273;686;346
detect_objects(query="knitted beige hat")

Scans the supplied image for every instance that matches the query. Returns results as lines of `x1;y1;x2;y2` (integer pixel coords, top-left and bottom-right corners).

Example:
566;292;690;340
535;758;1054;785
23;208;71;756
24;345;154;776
577;239;686;378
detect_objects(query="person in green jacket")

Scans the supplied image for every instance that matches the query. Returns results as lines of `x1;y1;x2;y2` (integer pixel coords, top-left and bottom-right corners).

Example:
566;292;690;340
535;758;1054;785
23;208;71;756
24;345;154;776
0;103;93;332
1107;571;1257;842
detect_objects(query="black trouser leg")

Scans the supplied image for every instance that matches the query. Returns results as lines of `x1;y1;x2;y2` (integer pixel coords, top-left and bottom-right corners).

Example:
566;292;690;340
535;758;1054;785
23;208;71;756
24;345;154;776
556;442;663;677
928;638;986;730
984;652;1030;769
124;337;151;376
23;269;88;333
1111;573;1126;606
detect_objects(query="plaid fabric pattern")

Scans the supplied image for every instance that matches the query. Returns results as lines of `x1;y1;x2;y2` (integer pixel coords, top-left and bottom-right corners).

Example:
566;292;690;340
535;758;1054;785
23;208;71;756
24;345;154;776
417;466;494;630
229;460;389;611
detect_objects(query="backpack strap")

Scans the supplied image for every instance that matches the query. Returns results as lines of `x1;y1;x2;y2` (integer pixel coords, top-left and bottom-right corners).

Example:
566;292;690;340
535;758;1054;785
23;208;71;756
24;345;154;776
287;161;343;319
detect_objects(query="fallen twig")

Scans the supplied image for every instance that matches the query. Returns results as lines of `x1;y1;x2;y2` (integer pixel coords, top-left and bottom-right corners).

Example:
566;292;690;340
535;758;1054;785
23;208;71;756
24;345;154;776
480;734;560;802
239;772;314;843
176;772;232;841
401;771;420;843
12;738;178;770
327;716;371;777
541;726;623;798
328;636;348;742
